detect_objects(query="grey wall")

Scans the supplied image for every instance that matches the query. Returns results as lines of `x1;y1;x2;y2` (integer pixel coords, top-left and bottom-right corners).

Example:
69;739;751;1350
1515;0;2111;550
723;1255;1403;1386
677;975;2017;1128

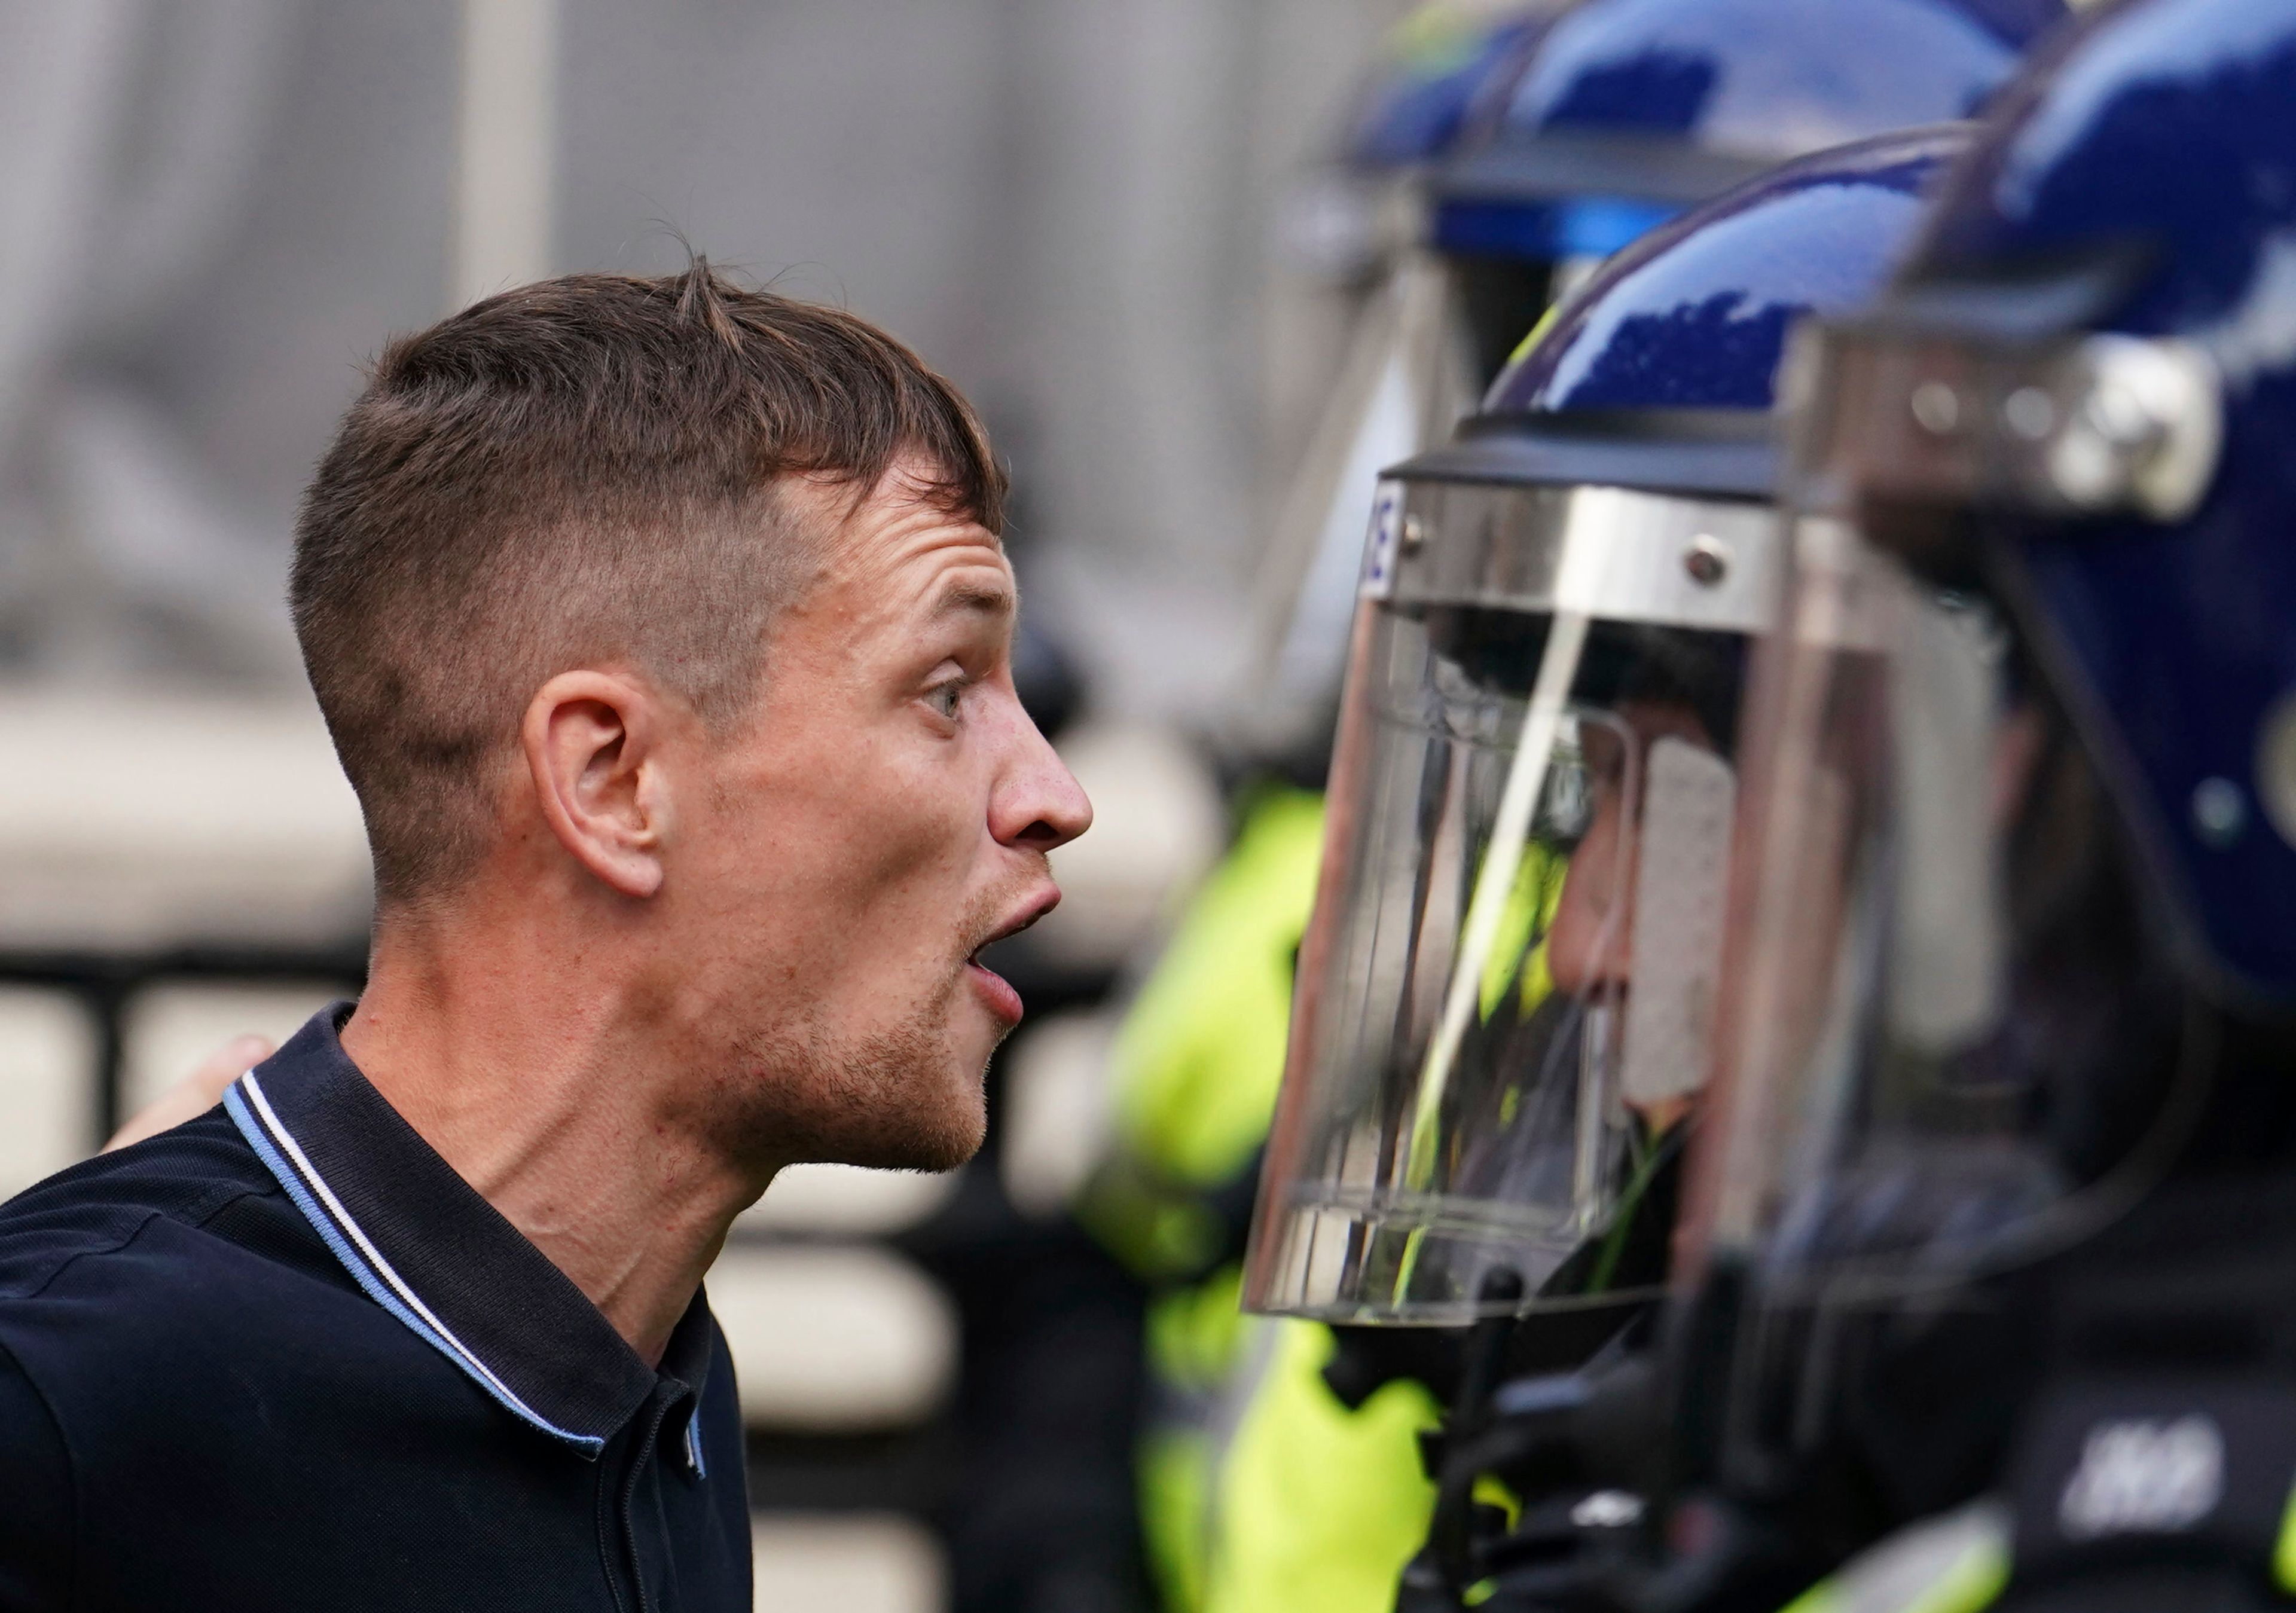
0;0;1400;716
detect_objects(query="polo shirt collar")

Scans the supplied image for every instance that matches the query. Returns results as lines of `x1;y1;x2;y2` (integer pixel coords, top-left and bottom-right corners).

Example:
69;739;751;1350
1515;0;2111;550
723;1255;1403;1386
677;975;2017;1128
224;1006;707;1459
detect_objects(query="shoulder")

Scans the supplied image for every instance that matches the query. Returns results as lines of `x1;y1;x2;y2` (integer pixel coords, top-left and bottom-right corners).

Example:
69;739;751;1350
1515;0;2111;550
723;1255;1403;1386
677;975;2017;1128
0;1109;333;1599
0;1108;358;1383
0;1108;384;1465
0;1108;287;1301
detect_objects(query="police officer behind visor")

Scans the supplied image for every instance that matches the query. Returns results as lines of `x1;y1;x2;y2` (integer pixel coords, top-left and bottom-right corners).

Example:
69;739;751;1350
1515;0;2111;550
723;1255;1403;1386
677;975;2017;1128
1254;0;1566;754
1247;115;1977;1327
1097;0;2066;1596
1228;127;1973;1612
1659;0;2296;1608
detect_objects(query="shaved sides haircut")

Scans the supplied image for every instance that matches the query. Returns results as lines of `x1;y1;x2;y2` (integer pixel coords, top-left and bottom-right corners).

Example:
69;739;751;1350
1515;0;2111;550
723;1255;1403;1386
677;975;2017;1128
293;262;1004;905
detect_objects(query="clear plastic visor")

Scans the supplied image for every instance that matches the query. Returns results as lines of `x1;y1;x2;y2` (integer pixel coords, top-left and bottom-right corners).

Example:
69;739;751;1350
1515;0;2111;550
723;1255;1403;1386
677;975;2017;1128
1243;477;1776;1323
1251;253;1482;722
1678;515;2200;1306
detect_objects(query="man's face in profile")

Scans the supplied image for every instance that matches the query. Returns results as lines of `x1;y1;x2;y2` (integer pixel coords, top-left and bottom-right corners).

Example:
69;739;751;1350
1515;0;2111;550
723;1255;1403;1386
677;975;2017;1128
1546;696;1719;1004
671;463;1091;1174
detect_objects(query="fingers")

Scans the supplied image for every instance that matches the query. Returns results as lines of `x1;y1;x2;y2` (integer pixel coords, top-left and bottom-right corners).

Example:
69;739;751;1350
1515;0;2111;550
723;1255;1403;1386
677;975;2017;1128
102;1034;276;1153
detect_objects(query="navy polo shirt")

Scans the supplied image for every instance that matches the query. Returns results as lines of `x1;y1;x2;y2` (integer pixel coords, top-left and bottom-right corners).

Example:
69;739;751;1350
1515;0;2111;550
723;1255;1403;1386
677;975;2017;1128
0;1007;751;1610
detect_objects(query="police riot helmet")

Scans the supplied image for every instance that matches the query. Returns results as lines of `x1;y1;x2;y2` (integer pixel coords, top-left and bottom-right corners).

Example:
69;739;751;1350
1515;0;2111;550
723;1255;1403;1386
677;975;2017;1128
1252;0;2066;733
1244;126;1971;1325
1279;2;1564;296
1341;2;1559;176
1685;0;2296;1319
1434;0;2065;358
1439;0;2063;258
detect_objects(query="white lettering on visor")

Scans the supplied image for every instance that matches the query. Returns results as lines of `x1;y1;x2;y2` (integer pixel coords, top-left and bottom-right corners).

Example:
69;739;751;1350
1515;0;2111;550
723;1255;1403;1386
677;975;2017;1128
1359;484;1404;601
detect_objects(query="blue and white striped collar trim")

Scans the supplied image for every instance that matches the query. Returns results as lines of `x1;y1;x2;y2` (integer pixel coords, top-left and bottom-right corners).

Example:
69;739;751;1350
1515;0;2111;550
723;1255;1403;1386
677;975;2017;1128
221;1007;712;1461
225;1071;607;1455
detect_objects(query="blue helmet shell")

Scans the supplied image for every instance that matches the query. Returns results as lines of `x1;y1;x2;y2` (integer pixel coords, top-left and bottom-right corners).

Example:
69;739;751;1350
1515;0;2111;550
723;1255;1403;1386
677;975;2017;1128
1402;125;1967;498
1497;124;1968;414
1434;0;2063;262
1888;0;2296;1003
1343;4;1559;172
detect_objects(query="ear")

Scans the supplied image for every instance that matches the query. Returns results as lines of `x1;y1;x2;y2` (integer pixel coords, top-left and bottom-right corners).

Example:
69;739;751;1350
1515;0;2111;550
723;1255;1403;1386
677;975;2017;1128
519;670;674;899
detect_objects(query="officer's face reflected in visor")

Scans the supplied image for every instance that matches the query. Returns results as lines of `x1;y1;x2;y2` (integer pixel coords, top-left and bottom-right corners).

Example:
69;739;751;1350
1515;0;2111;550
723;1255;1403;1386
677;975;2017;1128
1244;478;1778;1324
1679;319;2215;1304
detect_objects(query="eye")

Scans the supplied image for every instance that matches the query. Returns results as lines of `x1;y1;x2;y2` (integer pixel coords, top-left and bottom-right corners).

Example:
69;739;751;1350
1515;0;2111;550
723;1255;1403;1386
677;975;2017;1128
924;678;966;722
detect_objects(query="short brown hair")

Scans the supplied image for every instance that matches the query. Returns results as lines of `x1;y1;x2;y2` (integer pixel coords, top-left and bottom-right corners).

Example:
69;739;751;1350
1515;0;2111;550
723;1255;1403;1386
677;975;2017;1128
294;261;1003;906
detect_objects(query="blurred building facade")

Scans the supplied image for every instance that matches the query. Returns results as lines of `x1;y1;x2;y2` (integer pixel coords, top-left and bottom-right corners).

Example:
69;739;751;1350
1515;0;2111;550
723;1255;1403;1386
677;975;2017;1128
1;0;1407;717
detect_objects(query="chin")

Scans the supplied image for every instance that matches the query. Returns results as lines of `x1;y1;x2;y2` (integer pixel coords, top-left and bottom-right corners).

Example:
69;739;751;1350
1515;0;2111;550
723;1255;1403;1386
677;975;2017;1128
903;1107;989;1174
728;992;996;1174
821;1041;991;1174
906;1044;994;1169
828;1063;987;1172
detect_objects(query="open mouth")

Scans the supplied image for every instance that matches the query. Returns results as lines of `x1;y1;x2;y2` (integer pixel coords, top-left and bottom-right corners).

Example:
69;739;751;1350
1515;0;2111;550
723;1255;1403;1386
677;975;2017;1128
963;890;1060;1025
965;952;1025;1025
969;889;1059;964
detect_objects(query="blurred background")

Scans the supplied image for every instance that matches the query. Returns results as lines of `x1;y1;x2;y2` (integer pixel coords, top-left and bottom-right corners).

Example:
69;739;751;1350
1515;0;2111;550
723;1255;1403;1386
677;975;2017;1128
0;2;1426;1609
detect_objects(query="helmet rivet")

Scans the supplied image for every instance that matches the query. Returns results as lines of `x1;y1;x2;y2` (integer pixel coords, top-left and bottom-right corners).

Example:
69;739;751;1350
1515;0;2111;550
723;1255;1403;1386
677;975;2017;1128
1683;536;1730;586
2084;377;2159;446
2257;693;2296;851
1400;515;1427;554
2191;776;2248;849
2004;386;2057;441
1910;381;1962;435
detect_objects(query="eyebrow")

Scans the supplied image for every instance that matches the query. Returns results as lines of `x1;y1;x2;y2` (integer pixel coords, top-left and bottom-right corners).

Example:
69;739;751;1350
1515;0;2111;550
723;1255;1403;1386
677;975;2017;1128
929;576;1016;622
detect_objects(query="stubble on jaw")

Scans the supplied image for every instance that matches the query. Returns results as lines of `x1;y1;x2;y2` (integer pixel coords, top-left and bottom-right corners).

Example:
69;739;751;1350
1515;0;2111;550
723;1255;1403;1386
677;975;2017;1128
716;970;998;1177
698;867;1037;1178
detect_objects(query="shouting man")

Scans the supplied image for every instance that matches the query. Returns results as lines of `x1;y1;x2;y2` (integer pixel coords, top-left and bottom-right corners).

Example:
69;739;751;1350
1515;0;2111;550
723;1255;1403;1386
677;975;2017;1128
0;264;1091;1610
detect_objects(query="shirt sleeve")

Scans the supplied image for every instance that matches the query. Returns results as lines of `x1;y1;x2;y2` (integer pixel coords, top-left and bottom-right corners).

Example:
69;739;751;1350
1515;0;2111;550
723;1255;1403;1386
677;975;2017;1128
0;1334;72;1610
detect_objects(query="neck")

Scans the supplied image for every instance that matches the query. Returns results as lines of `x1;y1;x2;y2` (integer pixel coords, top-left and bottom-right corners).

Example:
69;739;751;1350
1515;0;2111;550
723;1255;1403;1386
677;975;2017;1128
340;894;768;1367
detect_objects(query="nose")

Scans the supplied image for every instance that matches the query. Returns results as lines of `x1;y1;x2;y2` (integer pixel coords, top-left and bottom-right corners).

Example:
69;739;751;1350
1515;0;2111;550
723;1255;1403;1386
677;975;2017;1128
1545;792;1634;998
988;686;1092;855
